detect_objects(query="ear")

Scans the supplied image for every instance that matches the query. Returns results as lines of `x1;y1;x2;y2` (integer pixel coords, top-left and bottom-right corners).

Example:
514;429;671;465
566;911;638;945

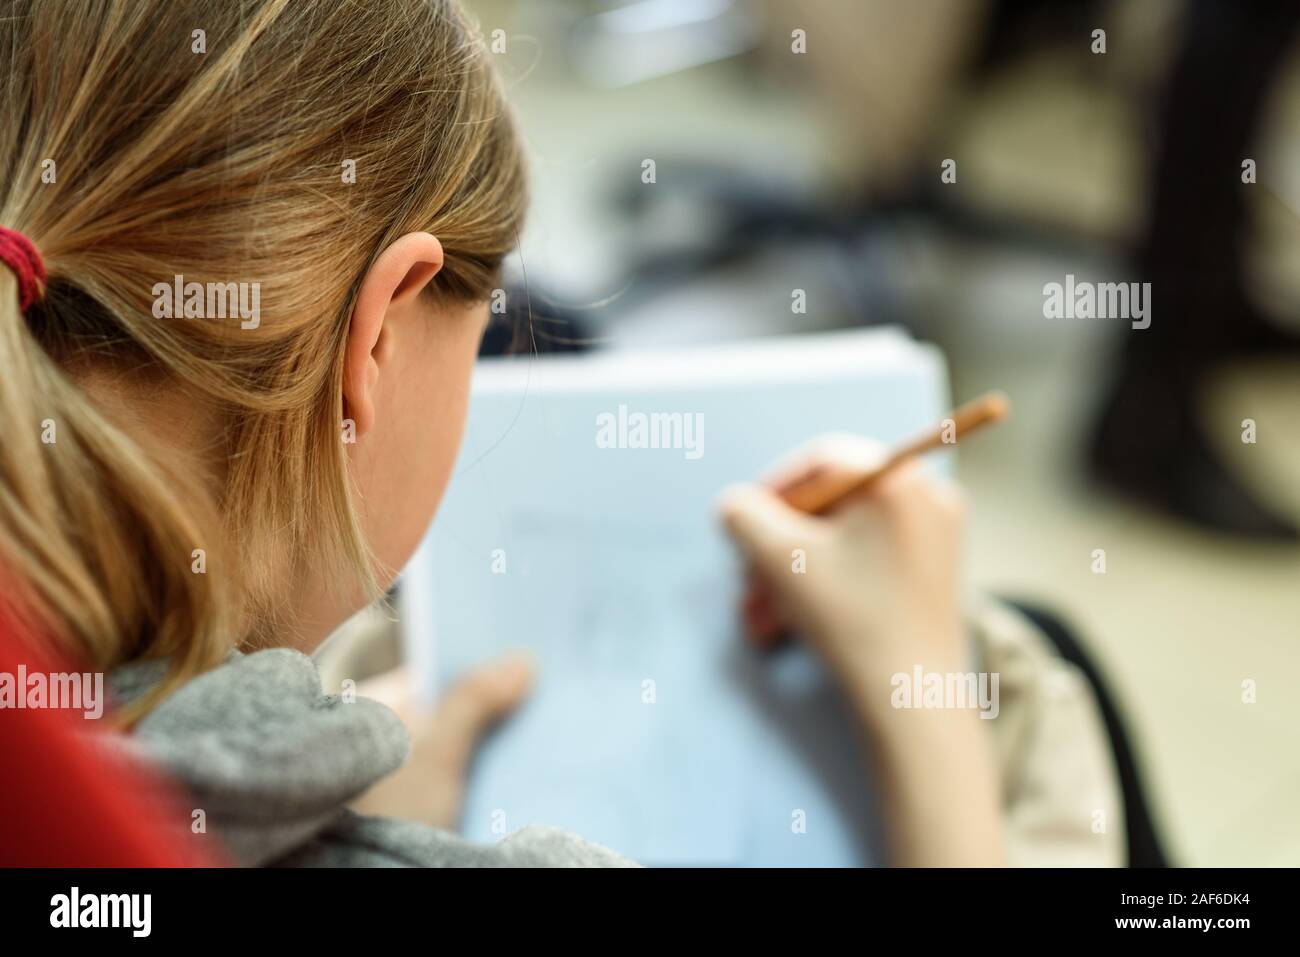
344;232;445;438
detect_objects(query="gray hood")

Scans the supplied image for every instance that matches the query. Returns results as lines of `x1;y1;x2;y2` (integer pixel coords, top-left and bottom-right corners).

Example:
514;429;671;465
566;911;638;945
107;648;632;868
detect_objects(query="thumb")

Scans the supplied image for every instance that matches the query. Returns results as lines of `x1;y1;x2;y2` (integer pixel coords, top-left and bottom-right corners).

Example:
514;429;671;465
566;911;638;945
718;482;820;580
434;651;535;761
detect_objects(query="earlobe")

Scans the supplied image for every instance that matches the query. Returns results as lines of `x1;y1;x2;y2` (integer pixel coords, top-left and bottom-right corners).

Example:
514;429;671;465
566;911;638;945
343;232;445;439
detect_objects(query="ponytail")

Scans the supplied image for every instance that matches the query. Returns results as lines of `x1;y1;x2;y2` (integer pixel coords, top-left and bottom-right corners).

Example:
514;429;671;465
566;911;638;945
0;255;231;724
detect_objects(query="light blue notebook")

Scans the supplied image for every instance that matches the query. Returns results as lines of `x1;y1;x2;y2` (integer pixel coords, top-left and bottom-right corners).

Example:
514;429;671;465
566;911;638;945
400;328;949;865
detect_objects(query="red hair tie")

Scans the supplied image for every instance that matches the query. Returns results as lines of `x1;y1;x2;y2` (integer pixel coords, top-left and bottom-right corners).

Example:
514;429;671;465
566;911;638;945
0;226;47;313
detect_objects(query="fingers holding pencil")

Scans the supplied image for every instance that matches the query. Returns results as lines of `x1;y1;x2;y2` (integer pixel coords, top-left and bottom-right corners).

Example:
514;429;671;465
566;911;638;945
719;391;1008;650
787;391;1007;515
723;439;929;650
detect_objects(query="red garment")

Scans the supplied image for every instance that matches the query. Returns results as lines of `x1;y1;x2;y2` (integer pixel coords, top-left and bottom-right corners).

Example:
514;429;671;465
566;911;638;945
0;613;218;866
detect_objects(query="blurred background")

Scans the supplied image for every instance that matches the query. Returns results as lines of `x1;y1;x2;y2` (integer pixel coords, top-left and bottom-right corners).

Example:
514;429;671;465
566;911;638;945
460;0;1300;865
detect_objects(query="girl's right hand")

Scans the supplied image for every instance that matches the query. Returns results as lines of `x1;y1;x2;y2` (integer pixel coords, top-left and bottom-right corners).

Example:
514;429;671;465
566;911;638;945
720;435;1005;866
718;434;969;725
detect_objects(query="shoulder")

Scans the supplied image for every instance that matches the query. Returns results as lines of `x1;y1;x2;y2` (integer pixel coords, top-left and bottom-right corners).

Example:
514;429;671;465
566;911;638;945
109;648;411;865
494;824;638;867
279;813;639;868
122;648;410;788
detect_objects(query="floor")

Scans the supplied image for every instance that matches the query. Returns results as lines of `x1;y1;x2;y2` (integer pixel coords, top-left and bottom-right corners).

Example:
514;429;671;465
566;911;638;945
955;339;1300;867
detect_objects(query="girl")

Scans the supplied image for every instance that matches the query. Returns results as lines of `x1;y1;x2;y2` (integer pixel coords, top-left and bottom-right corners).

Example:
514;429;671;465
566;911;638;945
1;0;1106;867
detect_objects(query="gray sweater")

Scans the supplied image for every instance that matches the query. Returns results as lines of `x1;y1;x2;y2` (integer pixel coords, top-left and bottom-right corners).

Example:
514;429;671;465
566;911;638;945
108;648;634;867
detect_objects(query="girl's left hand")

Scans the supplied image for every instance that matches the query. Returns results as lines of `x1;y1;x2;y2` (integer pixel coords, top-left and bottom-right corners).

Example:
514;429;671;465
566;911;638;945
350;654;535;829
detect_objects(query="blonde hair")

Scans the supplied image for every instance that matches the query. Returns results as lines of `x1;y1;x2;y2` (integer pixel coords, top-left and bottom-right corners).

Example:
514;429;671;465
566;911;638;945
0;0;527;720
